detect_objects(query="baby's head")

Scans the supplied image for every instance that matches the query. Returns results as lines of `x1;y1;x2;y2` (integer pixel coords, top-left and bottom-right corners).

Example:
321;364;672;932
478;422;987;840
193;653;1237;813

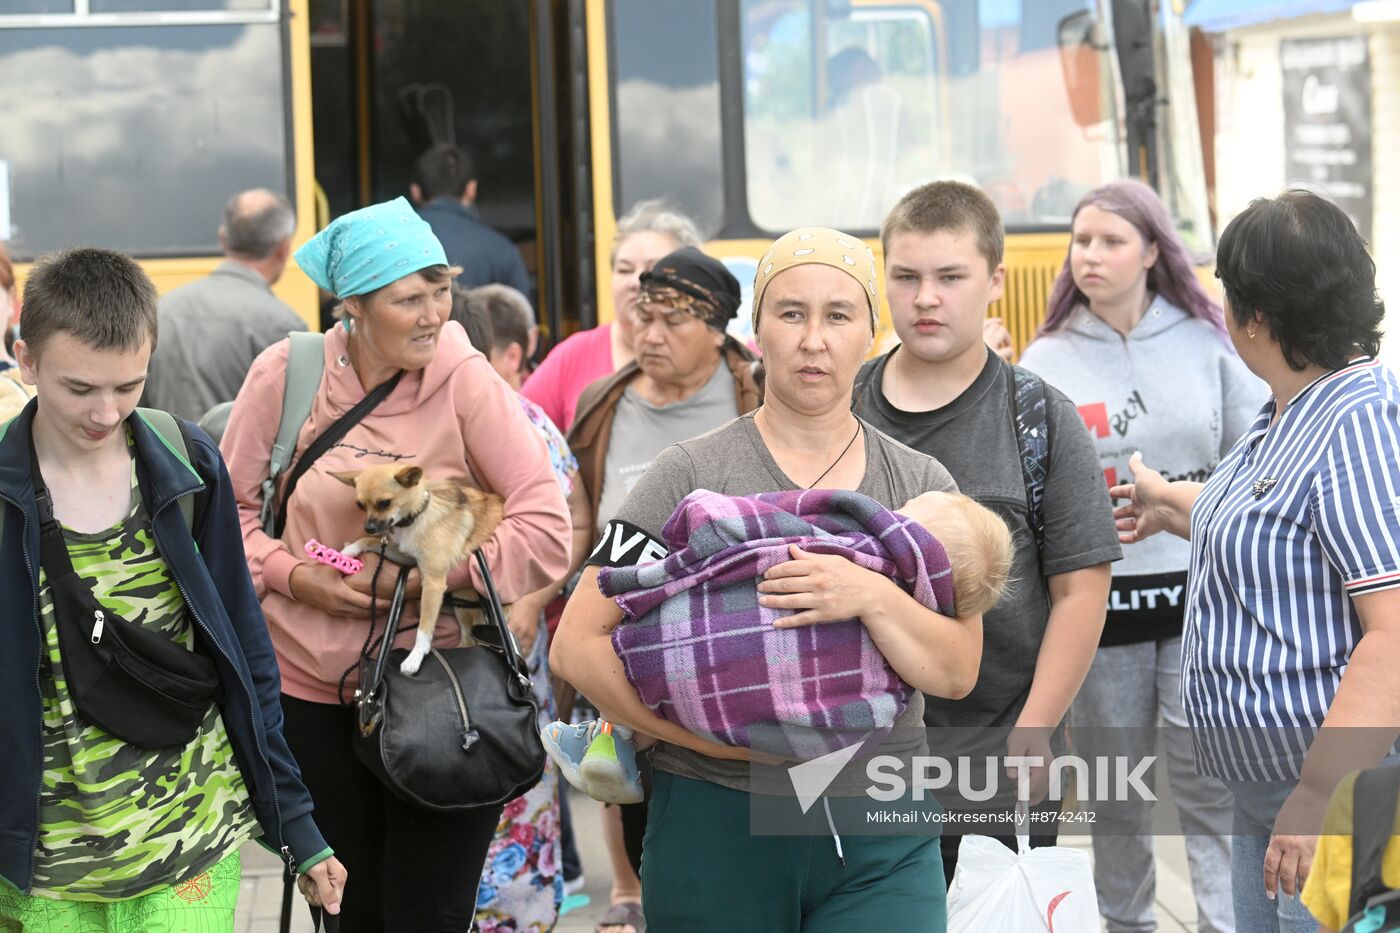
899;491;1014;618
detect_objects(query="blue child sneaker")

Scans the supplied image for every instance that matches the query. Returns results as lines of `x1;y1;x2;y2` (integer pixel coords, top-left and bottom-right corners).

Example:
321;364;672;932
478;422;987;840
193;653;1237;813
579;721;645;805
540;720;594;794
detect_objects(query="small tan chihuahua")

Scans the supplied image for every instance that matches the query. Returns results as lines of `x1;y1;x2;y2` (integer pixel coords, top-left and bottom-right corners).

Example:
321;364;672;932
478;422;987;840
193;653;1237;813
331;463;504;675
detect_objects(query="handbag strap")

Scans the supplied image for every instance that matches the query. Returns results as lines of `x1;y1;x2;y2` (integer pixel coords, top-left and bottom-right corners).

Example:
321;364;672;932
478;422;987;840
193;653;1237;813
28;437;81;583
473;549;532;687
358;550;530;703
365;560;414;694
28;439;68;571
272;370;404;539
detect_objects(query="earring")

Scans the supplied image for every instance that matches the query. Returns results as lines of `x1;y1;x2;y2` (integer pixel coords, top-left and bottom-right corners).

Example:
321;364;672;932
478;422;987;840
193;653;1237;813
1247;327;1257;340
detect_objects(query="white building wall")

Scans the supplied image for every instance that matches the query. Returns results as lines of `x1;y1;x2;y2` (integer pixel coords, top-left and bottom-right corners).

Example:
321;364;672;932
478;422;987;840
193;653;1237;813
1213;12;1400;367
1371;23;1400;364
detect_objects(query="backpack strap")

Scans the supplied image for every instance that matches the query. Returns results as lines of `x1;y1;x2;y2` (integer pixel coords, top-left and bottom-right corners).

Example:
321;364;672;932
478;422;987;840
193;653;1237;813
259;332;326;535
134;407;198;534
1006;364;1051;556
1348;765;1400;920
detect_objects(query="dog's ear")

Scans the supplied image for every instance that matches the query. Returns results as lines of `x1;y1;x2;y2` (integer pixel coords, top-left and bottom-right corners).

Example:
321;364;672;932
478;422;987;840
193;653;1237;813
394;465;424;488
328;470;361;487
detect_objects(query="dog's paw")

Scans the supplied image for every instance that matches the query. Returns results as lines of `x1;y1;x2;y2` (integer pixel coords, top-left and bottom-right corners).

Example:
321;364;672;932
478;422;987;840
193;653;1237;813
399;650;425;676
342;541;364;558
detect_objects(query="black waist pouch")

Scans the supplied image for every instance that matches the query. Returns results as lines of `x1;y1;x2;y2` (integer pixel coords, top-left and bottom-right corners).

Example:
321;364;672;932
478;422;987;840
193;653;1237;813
33;443;218;749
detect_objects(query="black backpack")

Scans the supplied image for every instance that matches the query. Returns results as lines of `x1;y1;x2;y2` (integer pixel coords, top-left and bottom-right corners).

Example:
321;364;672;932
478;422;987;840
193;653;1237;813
1341;765;1400;932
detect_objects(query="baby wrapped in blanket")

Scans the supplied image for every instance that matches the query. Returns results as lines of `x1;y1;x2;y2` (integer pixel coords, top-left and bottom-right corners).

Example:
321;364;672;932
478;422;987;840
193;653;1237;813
542;488;1013;803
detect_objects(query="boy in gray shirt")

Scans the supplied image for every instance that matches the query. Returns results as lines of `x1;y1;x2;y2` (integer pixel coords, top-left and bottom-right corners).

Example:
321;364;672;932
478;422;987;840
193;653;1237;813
852;181;1121;883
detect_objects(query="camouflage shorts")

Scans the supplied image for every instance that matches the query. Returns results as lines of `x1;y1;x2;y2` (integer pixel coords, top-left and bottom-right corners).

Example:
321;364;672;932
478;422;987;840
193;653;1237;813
0;850;240;932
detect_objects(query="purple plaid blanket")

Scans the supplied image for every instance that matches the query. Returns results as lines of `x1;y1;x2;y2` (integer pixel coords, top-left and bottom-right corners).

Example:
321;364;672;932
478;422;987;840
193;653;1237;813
601;489;954;758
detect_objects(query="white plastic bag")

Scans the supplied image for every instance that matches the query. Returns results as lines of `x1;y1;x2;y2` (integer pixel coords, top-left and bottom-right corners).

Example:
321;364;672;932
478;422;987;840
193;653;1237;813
947;805;1099;932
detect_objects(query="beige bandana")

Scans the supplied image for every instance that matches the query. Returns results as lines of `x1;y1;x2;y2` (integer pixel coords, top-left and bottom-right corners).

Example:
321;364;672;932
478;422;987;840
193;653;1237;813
751;227;879;332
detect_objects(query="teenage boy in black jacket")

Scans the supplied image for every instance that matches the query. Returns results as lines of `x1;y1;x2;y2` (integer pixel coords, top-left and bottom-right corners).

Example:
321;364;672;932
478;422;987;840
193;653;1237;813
0;248;344;920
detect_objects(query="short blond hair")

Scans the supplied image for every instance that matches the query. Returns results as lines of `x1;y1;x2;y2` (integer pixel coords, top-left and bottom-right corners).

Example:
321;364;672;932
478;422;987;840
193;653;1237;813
927;493;1014;618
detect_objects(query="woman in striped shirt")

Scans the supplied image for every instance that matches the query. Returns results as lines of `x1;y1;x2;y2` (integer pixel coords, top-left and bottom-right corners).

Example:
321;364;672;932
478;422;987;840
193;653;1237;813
1111;190;1400;933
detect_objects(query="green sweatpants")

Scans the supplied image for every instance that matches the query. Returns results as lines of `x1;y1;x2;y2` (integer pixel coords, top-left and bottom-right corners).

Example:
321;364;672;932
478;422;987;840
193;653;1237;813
641;772;946;932
0;850;241;932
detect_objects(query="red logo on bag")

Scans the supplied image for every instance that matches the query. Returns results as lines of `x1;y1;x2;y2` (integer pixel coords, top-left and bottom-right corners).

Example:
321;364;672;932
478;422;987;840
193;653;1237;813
1046;890;1072;931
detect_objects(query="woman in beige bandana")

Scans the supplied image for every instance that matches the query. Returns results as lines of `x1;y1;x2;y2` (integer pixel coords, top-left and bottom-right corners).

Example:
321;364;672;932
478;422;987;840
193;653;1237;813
553;228;981;932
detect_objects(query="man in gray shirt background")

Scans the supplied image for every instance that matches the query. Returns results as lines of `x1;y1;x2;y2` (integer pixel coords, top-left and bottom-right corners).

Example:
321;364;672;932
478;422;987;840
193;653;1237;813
142;188;307;420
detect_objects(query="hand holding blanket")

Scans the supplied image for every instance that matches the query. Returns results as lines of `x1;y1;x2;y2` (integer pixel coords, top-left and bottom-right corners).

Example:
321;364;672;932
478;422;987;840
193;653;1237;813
601;489;954;759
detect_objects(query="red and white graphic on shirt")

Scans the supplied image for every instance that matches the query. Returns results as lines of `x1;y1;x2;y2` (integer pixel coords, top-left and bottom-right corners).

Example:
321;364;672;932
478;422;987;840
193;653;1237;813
1078;402;1110;438
1077;402;1116;486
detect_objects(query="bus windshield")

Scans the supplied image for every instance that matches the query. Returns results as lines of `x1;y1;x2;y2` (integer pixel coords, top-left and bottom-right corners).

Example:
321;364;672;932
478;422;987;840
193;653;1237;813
741;0;1124;233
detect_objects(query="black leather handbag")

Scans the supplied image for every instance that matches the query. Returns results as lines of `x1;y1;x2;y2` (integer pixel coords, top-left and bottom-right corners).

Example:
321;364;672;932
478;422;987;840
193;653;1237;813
31;441;218;749
351;551;545;811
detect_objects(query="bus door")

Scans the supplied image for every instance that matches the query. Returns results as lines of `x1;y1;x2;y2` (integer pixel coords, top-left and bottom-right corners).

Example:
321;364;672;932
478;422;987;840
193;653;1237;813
307;0;543;327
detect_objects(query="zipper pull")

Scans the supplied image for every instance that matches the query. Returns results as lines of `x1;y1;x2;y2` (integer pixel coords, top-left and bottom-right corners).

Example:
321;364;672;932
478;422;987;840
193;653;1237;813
91;610;105;645
281;845;297;877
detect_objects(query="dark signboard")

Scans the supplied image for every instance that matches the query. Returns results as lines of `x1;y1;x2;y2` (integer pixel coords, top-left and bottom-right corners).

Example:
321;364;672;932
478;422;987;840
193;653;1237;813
1281;35;1372;240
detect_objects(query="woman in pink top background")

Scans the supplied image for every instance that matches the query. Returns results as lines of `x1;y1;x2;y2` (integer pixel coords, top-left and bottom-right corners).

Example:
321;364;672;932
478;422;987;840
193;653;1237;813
522;200;702;431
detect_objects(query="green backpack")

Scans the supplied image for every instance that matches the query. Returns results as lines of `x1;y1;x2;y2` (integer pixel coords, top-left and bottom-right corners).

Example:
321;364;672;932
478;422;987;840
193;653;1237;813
196;331;325;536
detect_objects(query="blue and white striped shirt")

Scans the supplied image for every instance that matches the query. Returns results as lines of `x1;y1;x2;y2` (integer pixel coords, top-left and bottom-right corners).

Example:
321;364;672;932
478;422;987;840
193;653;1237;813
1183;357;1400;781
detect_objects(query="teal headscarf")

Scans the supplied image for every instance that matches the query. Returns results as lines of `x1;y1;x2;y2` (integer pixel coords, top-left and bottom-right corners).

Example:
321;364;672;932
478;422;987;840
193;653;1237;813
294;197;449;299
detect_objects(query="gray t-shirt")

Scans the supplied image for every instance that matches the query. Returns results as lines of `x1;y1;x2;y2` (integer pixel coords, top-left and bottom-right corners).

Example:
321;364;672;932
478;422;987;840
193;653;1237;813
595;361;737;529
607;412;957;794
854;347;1122;729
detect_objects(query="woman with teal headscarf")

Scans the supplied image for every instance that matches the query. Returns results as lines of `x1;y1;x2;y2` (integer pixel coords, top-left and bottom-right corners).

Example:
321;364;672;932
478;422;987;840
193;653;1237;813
221;198;571;930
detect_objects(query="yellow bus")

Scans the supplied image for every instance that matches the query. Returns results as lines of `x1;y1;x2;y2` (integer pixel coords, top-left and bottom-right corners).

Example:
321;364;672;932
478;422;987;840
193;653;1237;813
1;0;321;321
3;0;1212;354
303;0;1212;353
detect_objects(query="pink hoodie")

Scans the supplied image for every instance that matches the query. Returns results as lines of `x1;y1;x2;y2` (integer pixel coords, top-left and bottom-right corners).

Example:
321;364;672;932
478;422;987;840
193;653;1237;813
222;321;570;704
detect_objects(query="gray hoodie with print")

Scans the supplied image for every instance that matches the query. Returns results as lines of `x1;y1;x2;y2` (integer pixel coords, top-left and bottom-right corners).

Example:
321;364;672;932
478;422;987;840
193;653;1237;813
1018;297;1267;642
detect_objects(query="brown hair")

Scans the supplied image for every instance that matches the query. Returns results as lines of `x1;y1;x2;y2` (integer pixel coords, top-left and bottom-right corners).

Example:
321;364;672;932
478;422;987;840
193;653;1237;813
20;248;158;358
881;181;1004;272
927;493;1015;618
463;284;534;356
0;241;14;296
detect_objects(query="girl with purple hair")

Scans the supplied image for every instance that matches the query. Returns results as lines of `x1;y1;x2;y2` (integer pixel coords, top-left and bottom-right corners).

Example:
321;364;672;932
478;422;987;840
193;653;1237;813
1019;178;1265;933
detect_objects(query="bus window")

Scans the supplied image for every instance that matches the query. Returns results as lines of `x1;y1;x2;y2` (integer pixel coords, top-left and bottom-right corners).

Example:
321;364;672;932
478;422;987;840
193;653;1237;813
742;0;942;233
740;0;1121;234
608;0;724;234
5;1;74;12
0;19;289;259
91;1;273;11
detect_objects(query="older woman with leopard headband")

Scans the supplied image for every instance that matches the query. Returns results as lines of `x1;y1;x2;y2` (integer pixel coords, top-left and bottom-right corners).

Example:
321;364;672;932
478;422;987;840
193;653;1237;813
553;227;979;933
